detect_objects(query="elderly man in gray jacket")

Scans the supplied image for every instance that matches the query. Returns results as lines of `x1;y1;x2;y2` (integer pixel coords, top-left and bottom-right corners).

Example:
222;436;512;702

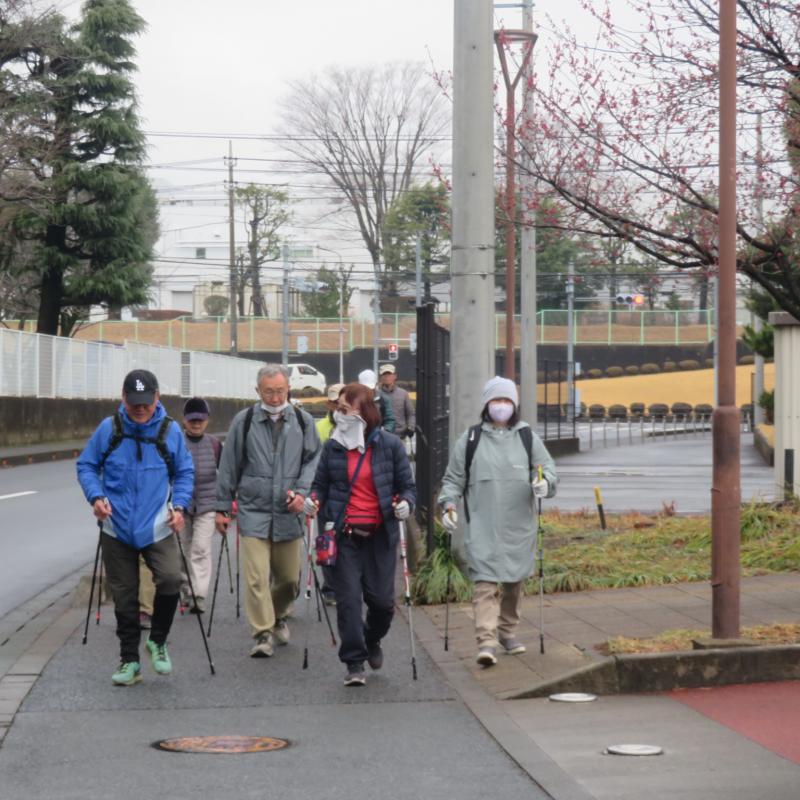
216;364;321;657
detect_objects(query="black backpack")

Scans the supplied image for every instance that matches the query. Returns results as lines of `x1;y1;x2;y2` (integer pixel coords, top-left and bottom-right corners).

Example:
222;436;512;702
463;424;533;523
98;412;176;480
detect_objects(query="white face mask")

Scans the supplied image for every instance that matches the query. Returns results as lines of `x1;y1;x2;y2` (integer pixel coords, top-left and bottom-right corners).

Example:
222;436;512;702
488;401;514;424
261;400;289;414
332;410;367;451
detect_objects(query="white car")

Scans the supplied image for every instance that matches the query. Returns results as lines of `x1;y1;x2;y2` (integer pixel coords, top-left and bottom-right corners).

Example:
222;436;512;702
286;363;326;395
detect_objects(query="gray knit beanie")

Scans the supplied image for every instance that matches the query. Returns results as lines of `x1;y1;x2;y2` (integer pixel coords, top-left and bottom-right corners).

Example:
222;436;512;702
481;376;519;408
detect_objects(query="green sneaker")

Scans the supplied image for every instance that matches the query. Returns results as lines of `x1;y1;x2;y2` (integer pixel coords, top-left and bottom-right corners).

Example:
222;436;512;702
112;661;142;686
145;639;173;675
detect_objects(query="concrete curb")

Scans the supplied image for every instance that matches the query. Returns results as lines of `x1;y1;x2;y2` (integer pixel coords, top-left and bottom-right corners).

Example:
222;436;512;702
505;644;800;699
0;447;82;468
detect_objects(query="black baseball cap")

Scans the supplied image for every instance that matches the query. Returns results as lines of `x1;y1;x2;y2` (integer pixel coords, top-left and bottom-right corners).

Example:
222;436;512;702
183;396;210;421
123;369;159;405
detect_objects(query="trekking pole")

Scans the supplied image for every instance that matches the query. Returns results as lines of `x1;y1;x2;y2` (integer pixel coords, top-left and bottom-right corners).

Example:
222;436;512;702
302;515;315;669
235;520;241;619
224;529;233;593
206;533;226;637
300;528;337;647
95;556;103;625
444;532;452;652
398;517;418;680
536;465;546;656
82;522;103;646
175;528;216;675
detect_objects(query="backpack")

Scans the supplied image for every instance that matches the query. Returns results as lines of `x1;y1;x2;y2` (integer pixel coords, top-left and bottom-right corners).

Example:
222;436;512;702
463;424;533;523
236;403;307;485
98;412;176;480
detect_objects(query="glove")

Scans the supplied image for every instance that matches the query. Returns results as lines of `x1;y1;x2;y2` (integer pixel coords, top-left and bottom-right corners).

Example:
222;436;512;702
532;477;549;498
393;499;410;520
303;495;319;517
441;504;458;532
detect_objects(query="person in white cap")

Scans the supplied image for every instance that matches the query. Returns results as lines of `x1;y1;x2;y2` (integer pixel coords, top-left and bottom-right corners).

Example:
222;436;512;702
317;383;345;444
357;368;396;433
438;376;557;667
379;364;415;445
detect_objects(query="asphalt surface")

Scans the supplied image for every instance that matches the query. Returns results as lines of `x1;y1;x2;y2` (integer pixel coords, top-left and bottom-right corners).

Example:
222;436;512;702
0;538;550;800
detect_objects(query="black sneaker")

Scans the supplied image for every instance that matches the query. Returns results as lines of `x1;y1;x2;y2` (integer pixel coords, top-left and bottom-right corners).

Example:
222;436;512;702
344;667;366;687
366;642;383;670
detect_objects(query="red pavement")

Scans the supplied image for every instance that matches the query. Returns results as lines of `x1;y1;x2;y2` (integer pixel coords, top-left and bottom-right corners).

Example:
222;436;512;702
668;681;800;765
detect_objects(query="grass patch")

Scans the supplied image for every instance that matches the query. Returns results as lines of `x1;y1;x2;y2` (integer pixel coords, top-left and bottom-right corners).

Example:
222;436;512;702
412;500;800;604
605;623;800;654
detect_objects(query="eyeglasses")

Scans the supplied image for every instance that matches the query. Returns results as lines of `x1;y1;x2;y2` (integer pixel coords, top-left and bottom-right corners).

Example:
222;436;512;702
260;388;287;399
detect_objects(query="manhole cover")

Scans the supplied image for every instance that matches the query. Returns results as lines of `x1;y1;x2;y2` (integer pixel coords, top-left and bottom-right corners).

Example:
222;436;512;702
605;743;663;756
154;736;290;754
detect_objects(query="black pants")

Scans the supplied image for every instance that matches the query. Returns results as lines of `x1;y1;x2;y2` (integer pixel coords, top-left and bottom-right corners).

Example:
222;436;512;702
332;530;396;668
101;533;182;662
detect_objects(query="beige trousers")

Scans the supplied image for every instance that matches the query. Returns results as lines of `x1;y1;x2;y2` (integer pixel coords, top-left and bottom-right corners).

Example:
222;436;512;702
179;511;216;600
472;580;523;648
242;535;302;639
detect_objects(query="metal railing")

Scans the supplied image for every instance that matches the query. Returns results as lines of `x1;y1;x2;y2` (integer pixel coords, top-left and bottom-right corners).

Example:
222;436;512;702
4;308;725;353
0;328;263;400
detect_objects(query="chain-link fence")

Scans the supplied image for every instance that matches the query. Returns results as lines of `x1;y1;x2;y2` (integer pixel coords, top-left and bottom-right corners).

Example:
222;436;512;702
0;328;263;399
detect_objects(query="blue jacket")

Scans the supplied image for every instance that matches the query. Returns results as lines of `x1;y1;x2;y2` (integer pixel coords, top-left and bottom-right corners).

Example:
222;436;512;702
311;430;416;548
76;402;195;549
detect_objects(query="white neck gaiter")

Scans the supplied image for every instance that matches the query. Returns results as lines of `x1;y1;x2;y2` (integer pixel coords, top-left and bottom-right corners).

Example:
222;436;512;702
331;411;367;452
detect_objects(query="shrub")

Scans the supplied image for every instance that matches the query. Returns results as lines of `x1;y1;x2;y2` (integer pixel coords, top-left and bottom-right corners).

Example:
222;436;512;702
663;361;677;372
671;402;693;417
738;354;755;365
705;358;715;368
648;403;669;419
759;389;774;424
608;404;628;419
625;365;640;376
640;363;660;375
606;366;624;378
694;403;713;419
587;368;603;379
589;404;606;419
678;359;700;371
630;402;646;417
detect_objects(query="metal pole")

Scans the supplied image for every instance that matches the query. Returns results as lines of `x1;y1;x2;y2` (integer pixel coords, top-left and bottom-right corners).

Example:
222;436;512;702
227;141;238;356
451;0;496;442
281;243;290;365
711;0;741;640
339;273;345;384
502;56;516;381
373;270;380;375
753;112;765;425
415;233;423;308
566;258;575;422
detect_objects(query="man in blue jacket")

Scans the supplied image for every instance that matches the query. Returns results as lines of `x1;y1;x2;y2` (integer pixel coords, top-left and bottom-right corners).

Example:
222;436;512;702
77;369;194;686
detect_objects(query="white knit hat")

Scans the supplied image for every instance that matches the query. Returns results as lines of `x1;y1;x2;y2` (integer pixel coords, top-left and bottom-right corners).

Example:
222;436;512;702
358;369;377;389
481;376;519;408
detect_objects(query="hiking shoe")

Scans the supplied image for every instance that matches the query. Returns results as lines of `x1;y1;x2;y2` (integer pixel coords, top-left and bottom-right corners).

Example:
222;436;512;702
250;633;274;658
145;639;172;675
366;642;383;670
476;646;498;667
112;661;142;686
138;612;151;630
500;637;526;655
344;667;366;687
322;591;337;607
273;619;290;646
189;597;205;614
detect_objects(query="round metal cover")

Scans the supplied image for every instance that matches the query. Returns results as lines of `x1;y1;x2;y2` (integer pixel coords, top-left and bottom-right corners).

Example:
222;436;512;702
605;744;663;757
154;735;290;754
548;692;598;703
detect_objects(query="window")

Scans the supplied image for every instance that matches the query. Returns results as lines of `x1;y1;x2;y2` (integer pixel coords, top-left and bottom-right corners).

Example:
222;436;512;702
195;247;206;259
299;365;317;375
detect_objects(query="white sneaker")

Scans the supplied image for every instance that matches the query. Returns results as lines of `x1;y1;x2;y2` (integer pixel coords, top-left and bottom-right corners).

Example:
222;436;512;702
476;646;497;666
500;637;526;655
250;633;274;658
272;619;290;646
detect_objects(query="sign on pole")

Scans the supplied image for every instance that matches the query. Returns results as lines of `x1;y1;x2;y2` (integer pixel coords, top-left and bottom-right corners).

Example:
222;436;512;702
297;335;308;355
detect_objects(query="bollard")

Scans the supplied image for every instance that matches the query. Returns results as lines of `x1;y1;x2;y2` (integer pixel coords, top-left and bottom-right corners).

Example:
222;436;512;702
594;486;607;530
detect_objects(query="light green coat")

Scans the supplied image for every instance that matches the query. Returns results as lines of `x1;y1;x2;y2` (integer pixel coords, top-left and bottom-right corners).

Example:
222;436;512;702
438;421;557;583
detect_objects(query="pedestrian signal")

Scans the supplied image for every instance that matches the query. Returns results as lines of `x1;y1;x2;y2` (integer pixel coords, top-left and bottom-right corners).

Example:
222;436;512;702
388;343;399;361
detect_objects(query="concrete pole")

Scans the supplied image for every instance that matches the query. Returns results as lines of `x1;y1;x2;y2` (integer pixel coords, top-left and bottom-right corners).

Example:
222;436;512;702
281;243;290;366
372;270;380;376
519;0;537;427
567;258;575;420
753;112;765;425
450;0;496;441
711;0;741;640
227;141;238;356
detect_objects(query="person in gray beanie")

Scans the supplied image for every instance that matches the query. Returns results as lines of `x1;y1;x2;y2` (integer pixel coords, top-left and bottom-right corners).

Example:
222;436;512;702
438;376;557;666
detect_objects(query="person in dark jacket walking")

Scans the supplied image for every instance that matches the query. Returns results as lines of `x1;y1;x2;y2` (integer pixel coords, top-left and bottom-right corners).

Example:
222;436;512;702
77;370;194;686
305;383;415;686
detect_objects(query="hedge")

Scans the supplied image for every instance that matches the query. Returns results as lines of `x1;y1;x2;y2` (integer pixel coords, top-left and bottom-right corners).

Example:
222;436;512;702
606;366;624;378
678;360;700;371
663;361;677;372
648;403;669;419
608;404;628;419
640;363;660;374
625;365;640;375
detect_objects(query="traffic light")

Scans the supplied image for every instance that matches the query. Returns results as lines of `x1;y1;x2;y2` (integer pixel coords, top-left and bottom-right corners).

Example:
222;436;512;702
616;293;645;308
632;294;645;306
388;343;399;361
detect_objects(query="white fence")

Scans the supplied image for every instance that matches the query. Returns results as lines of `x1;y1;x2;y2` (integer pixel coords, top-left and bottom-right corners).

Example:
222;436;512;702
0;328;264;400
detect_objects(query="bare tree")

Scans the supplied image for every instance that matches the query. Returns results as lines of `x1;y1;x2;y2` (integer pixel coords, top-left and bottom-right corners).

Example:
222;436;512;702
511;0;800;319
278;62;449;295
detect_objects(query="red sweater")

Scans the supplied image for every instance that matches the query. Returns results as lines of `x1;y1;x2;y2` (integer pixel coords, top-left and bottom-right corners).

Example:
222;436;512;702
345;448;382;527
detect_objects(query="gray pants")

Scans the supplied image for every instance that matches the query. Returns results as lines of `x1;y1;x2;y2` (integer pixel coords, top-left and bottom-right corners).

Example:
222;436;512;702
101;533;182;662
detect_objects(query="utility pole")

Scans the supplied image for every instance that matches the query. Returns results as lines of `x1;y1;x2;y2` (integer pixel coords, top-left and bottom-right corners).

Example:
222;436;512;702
566;258;575;421
519;0;538;426
451;0;496;442
711;0;741;640
226;141;238;356
753;112;765;425
281;243;290;366
372;270;381;375
415;232;423;307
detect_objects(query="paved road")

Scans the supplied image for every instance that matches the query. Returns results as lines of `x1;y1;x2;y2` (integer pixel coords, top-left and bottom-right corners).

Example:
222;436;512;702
0;460;97;618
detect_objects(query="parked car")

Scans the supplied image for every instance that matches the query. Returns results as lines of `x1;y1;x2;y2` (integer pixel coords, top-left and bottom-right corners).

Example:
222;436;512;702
286;363;326;395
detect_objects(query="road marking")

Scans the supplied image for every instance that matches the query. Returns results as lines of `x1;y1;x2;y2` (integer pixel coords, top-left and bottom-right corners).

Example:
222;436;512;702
0;491;37;501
